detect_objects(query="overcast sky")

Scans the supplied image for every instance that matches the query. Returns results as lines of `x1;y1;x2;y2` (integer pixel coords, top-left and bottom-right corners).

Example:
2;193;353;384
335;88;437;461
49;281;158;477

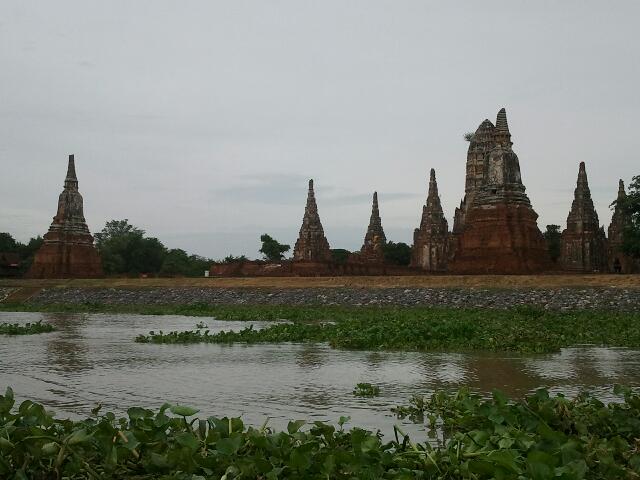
1;1;638;259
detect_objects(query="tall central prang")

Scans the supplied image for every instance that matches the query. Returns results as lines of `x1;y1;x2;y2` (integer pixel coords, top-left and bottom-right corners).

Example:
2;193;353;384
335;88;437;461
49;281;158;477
449;108;551;273
293;179;332;262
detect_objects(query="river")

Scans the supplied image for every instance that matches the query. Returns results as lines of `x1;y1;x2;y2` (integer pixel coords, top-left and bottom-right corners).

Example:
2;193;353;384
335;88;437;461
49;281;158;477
1;311;639;437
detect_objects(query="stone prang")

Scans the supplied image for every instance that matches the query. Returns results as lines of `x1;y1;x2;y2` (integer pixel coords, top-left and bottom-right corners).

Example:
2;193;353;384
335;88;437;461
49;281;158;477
28;155;103;278
560;162;608;272
450;108;551;273
411;169;449;271
359;192;386;263
293;179;332;262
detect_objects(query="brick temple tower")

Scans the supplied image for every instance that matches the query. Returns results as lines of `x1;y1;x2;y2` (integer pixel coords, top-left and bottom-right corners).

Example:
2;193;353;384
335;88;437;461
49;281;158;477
559;162;608;273
358;191;386;263
449;108;551;274
293;179;332;262
28;155;103;278
411;169;449;272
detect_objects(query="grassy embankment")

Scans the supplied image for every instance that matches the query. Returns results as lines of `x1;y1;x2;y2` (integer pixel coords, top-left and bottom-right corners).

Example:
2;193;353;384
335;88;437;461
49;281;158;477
1;385;639;479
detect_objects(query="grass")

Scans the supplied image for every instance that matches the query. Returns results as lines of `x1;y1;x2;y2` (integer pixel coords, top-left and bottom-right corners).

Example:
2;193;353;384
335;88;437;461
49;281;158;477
2;385;639;478
0;320;54;335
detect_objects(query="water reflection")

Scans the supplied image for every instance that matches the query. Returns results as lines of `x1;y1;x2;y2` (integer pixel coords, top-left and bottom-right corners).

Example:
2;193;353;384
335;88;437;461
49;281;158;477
1;311;639;436
45;313;92;374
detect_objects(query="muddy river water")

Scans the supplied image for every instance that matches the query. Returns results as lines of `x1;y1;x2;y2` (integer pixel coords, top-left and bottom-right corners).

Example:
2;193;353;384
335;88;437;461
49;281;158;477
1;311;639;436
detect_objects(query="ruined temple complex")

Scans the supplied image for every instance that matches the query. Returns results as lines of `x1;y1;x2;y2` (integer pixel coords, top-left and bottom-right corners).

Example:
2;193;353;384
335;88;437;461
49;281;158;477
23;109;638;278
27;155;103;278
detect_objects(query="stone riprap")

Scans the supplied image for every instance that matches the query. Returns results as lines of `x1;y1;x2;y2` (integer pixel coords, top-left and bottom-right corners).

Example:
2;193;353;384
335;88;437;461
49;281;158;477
0;288;14;302
26;287;640;311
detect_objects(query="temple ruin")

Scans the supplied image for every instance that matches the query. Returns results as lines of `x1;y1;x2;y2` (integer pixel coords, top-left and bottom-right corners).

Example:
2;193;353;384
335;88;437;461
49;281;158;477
357;192;386;263
448;108;551;273
27;155;103;278
560;162;608;273
410;169;449;272
292;179;332;262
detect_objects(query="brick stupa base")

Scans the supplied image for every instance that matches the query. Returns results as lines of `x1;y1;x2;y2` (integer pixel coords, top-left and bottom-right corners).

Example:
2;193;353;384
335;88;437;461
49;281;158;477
449;203;552;274
28;235;103;279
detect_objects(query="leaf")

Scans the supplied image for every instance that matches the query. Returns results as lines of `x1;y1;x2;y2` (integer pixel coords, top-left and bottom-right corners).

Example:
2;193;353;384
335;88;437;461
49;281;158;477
170;405;200;417
127;406;153;420
67;428;93;445
176;432;200;451
287;420;306;434
217;435;242;455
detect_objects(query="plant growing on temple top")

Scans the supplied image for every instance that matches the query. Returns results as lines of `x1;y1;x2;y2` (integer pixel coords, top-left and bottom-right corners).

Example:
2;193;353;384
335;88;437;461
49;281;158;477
259;233;290;261
464;132;475;142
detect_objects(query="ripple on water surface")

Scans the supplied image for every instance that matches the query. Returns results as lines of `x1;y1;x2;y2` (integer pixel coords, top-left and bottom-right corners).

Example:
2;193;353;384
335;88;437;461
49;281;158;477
1;311;640;436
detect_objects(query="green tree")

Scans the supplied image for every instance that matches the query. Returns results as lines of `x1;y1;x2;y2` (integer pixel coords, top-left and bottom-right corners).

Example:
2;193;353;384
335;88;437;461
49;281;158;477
259;234;290;262
95;219;167;275
616;175;640;259
383;241;411;266
543;224;562;263
223;255;248;263
160;249;190;276
330;249;351;264
0;233;18;252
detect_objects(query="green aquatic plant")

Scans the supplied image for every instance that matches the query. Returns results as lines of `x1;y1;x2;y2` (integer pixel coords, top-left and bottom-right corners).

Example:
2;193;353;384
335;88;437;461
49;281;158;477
133;306;640;353
353;383;381;397
195;321;208;329
0;320;54;335
1;386;640;478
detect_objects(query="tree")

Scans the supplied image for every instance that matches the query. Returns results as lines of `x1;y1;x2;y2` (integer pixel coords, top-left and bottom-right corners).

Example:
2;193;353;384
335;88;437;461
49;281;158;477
0;233;18;252
543;224;562;263
95;219;167;275
160;249;191;276
617;175;640;259
223;255;248;263
259;234;290;262
383;241;411;266
331;249;351;264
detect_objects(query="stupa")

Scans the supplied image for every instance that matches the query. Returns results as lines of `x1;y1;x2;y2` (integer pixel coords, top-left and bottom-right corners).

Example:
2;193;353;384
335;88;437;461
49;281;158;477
292;179;332;262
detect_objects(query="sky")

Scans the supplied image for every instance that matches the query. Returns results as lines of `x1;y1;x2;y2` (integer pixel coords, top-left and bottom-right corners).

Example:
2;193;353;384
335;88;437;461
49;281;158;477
1;1;639;259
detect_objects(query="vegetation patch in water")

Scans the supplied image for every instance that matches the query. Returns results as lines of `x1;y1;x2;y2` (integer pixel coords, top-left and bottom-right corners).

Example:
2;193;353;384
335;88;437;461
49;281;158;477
0;320;54;335
353;383;381;397
2;386;640;479
134;306;640;353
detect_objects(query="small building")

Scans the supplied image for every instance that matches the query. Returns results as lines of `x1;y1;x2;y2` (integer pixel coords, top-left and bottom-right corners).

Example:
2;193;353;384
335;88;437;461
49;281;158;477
0;252;21;277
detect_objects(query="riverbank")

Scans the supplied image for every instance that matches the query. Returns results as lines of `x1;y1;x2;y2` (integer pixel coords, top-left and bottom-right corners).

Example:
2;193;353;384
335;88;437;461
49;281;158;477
1;284;638;311
1;274;639;289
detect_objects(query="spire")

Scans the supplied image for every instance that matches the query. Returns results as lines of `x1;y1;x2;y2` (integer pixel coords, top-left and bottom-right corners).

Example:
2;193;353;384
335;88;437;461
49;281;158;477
618;179;626;200
496;108;509;133
494;108;512;146
426;169;444;217
64;154;79;190
361;191;385;253
293;179;331;261
566;161;599;232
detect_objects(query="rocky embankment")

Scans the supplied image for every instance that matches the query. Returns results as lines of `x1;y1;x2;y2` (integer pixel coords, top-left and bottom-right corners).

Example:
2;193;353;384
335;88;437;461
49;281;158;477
25;286;640;311
0;288;14;302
